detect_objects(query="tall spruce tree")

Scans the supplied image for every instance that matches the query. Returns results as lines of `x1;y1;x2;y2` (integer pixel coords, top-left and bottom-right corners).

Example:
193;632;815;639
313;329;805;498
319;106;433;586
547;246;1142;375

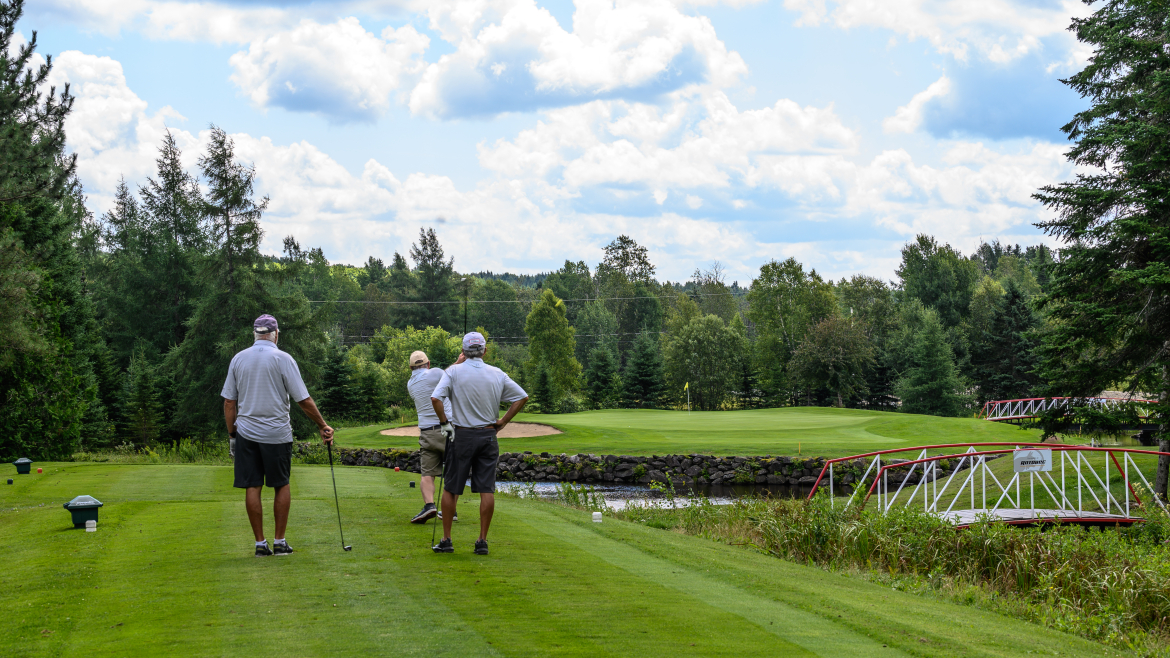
622;332;665;408
896;309;969;417
531;367;555;412
137;132;207;351
121;346;164;444
99;134;207;366
317;338;358;420
403;228;457;330
0;0;111;459
584;347;622;409
1033;0;1170;496
0;0;75;205
166;127;323;437
971;280;1041;402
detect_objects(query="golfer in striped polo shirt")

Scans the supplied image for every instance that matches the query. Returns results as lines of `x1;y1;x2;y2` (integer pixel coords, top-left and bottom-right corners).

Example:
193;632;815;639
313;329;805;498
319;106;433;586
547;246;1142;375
429;332;528;555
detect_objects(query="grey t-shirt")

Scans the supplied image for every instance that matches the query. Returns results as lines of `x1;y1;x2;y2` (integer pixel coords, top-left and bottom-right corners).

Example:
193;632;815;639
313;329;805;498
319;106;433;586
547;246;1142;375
220;340;311;444
431;358;527;427
408;367;453;428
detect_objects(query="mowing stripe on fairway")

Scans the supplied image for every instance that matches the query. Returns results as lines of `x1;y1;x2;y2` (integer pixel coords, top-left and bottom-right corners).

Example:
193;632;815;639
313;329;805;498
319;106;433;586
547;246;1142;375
518;504;1113;658
517;506;896;656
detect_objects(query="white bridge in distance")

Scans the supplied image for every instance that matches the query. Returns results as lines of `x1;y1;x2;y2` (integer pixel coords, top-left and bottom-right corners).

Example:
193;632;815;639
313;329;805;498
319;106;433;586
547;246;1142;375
981;396;1158;423
806;443;1167;527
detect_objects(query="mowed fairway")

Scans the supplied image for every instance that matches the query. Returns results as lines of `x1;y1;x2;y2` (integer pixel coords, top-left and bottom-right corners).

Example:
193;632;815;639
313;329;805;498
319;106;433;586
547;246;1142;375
338;407;1042;457
1;462;1111;657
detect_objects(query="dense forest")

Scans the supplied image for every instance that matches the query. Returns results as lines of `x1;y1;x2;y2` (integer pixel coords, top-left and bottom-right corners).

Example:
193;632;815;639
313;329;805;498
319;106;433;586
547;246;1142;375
4;0;1167;464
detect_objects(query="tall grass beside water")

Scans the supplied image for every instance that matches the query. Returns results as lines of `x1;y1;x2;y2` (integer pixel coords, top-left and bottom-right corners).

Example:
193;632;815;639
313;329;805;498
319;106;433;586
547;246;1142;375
614;493;1170;655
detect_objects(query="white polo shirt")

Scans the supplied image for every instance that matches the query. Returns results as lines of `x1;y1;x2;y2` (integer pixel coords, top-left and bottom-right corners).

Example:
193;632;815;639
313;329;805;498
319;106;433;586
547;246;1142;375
220;340;311;444
408;367;453;428
431;358;527;427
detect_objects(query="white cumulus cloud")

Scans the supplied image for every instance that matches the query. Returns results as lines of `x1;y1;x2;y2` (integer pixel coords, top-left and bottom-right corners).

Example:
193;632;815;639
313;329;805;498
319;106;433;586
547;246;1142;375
783;0;1088;65
883;75;951;134
47;50;196;209
480;91;857;196
410;0;747;118
229;18;429;122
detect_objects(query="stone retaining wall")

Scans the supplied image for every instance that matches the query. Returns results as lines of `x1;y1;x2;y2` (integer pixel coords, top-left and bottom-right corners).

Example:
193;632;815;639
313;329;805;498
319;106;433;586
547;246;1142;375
301;444;983;487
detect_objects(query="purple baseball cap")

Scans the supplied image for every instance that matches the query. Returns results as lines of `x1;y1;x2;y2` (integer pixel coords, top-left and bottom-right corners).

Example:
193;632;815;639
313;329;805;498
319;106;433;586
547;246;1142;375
462;331;486;350
254;314;278;334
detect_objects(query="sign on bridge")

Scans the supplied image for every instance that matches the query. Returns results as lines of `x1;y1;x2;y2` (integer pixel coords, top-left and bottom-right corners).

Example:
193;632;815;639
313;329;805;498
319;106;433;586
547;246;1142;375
1013;449;1052;472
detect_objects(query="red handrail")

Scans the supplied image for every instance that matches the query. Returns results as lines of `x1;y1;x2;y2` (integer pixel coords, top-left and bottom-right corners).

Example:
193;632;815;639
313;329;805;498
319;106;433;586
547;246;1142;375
806;442;1057;500
853;446;1170;509
808;443;1170;501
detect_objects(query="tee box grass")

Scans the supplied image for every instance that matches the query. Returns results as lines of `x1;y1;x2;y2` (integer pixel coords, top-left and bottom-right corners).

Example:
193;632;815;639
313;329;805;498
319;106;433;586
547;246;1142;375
0;462;1113;657
337;407;1043;457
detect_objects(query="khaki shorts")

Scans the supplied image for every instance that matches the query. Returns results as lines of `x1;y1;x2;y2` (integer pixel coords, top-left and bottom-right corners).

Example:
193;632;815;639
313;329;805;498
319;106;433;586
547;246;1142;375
419;428;447;477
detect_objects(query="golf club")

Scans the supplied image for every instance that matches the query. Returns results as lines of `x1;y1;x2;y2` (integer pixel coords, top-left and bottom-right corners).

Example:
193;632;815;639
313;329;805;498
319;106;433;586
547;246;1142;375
327;441;352;551
431;437;448;549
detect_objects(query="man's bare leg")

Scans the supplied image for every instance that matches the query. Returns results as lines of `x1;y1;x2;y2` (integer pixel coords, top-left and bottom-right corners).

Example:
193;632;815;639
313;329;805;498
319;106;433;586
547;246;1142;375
421;475;435;505
273;484;290;540
479;493;494;541
245;487;264;541
441;490;458;540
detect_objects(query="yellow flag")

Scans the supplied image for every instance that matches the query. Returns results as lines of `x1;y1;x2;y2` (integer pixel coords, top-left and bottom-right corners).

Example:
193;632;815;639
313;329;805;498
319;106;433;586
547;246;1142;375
684;382;689;391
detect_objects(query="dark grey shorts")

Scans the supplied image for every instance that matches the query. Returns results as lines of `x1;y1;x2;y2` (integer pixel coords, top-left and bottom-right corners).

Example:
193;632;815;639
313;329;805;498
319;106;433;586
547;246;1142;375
234;437;292;489
443;427;499;495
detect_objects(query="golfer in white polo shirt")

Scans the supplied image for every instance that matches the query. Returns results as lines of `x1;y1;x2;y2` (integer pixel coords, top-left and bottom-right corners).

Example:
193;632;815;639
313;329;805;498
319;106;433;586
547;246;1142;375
406;349;454;524
429;332;528;555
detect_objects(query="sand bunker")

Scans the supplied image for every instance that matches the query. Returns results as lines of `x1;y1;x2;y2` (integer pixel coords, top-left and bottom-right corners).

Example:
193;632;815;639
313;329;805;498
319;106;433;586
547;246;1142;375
380;422;562;438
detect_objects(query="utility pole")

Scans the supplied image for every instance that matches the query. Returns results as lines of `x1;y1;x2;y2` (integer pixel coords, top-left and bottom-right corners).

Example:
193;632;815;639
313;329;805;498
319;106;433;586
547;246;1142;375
462;275;470;335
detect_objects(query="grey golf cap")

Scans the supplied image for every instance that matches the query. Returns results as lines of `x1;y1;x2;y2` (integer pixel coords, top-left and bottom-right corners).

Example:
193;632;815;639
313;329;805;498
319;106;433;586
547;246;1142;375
462;331;486;350
254;314;278;334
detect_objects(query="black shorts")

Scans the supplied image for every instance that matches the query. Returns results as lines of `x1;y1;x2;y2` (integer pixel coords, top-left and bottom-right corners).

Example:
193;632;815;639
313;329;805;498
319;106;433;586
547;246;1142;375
443;427;499;495
234;437;292;489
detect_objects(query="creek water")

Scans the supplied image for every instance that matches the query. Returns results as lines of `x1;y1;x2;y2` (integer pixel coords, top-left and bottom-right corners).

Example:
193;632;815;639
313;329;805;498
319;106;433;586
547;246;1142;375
496;480;839;510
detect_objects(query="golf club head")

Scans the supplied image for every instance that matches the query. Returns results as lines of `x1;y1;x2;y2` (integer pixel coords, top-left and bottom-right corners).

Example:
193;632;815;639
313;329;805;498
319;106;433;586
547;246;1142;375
343;545;352;551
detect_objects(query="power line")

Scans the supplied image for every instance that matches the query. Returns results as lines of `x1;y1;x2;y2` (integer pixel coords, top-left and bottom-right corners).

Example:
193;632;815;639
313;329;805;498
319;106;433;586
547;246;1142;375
307;291;747;305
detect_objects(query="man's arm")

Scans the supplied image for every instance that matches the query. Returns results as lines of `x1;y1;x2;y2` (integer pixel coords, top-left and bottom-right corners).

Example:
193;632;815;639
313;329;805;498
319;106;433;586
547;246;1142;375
431;398;449;425
296;397;335;444
224;398;238;435
491;397;528;431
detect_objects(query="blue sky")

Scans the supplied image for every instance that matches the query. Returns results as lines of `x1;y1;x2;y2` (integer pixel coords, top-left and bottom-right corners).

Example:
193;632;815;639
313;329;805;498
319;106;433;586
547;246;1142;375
18;0;1091;283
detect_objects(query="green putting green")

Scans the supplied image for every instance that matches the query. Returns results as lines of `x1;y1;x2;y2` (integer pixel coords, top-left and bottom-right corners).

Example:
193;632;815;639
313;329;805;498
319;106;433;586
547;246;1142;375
336;407;1042;457
1;462;1106;656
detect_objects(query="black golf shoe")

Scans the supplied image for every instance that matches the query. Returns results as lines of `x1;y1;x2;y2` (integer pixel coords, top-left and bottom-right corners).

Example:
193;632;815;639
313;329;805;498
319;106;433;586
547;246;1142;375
432;538;454;553
255;542;273;557
437;510;458;522
411;503;437;524
474;539;489;555
273;540;294;556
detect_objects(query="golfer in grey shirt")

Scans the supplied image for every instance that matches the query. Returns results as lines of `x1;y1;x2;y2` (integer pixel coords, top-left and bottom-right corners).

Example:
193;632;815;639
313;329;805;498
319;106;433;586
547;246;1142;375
429;332;527;555
222;314;334;557
406;350;454;524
